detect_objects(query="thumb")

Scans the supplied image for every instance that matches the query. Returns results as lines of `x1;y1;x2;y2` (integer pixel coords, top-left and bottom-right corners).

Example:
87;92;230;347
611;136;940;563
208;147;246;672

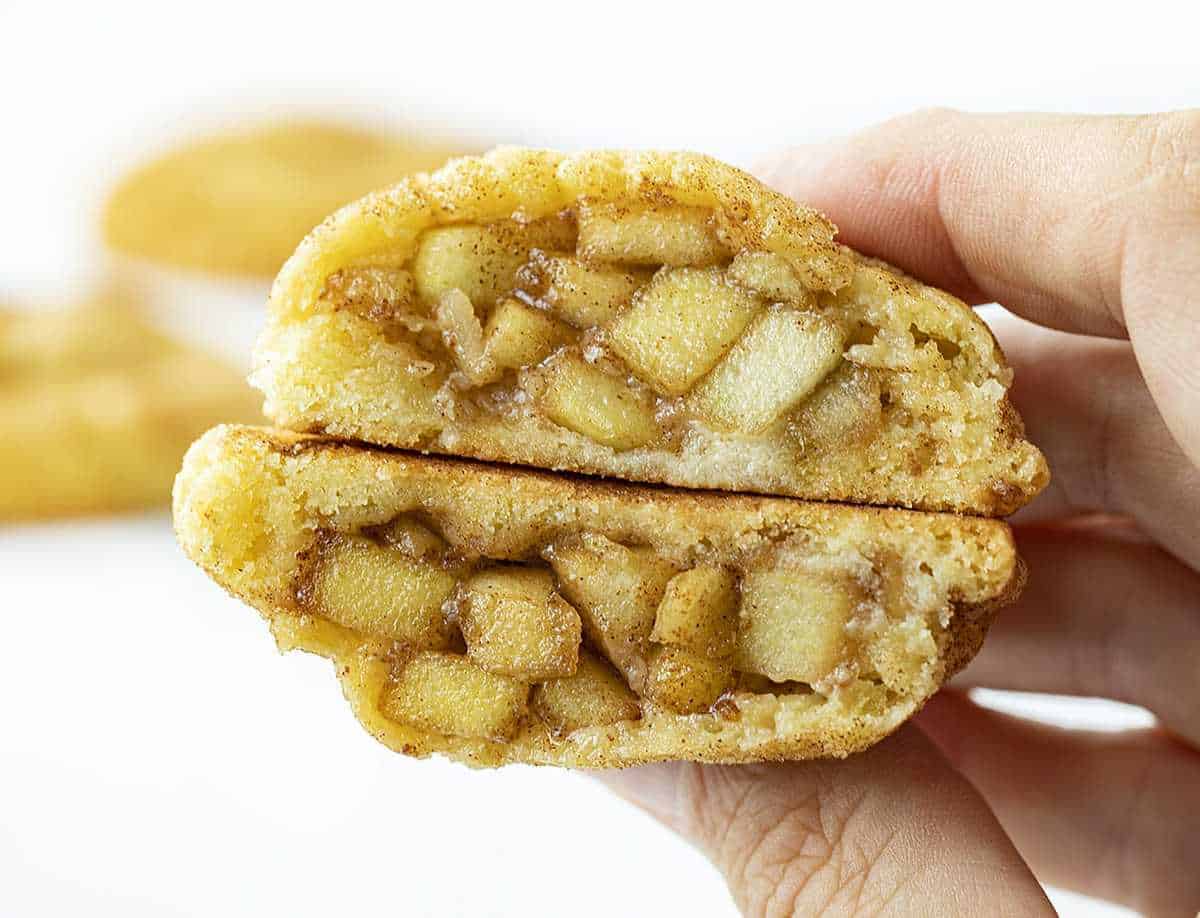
595;725;1052;916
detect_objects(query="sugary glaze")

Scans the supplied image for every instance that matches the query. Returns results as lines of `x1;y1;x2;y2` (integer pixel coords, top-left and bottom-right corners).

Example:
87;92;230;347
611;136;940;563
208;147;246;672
174;425;1022;767
253;149;1048;515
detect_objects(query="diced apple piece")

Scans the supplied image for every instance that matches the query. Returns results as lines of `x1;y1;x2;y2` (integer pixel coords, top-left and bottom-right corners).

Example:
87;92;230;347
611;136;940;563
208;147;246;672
727;251;813;304
651;565;739;659
606;267;762;396
516;252;648;328
460;566;582;680
577;203;730;266
412;219;574;307
434;289;491;384
787;363;883;453
482;299;572;374
548;533;677;687
735;569;856;684
643;646;732;714
690;306;846;433
380;651;529;741
320;266;417;321
377;515;447;561
533;350;661;450
311;535;456;648
532;650;641;735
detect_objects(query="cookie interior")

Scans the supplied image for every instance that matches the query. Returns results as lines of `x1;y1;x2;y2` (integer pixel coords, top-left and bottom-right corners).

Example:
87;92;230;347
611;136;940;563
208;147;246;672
254;150;1047;515
174;425;1018;767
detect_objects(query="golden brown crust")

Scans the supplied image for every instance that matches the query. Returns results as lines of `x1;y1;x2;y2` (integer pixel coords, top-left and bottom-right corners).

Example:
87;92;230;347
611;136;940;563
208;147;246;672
174;425;1021;768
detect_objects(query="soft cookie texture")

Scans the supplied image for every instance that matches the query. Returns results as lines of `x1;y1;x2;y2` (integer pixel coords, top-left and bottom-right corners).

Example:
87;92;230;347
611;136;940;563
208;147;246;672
0;299;261;520
174;425;1022;768
251;148;1047;515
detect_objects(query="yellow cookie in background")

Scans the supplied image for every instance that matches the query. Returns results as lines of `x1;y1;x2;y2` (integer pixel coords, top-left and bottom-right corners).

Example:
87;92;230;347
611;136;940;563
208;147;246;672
103;121;466;277
0;296;261;521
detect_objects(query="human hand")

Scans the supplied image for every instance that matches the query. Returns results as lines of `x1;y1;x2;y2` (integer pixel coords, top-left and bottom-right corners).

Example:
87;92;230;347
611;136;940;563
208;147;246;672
598;110;1200;917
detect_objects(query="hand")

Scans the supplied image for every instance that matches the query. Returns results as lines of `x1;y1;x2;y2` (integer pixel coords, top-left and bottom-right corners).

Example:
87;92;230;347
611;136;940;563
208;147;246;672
597;109;1200;917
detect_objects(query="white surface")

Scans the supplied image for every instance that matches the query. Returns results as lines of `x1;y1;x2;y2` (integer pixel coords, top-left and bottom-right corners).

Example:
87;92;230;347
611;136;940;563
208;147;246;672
3;2;1195;915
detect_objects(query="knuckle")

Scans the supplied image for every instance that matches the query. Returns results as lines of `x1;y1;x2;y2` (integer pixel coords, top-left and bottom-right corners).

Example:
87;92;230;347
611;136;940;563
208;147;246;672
889;106;965;134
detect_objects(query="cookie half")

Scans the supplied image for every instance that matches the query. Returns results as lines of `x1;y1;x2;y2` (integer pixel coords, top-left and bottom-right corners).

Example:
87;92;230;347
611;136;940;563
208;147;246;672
252;148;1047;515
0;300;260;520
174;424;1021;768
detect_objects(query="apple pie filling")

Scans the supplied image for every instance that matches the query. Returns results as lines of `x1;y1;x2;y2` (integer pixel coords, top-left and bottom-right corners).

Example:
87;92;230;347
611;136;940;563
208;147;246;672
290;511;944;745
269;196;1043;514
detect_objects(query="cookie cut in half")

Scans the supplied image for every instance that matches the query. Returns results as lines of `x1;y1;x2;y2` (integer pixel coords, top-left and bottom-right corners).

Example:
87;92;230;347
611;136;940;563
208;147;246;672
0;299;260;520
174;425;1021;768
252;148;1047;515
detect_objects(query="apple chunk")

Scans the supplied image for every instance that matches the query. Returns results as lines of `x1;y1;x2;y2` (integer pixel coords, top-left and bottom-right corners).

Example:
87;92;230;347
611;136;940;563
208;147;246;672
643;646;732;715
548;532;677;687
434;289;490;384
482;299;572;374
532;350;661;450
726;251;813;304
690;306;846;433
310;534;456;649
412;219;574;307
786;363;883;453
532;650;641;735
651;565;739;659
577;203;730;266
735;568;856;684
460;566;582;680
516;252;648;328
380;651;529;741
377;515;448;560
607;267;763;396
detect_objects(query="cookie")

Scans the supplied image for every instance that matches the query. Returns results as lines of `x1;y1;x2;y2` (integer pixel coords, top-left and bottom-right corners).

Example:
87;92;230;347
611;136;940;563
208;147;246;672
252;148;1047;514
173;425;1021;768
104;121;466;277
0;299;260;519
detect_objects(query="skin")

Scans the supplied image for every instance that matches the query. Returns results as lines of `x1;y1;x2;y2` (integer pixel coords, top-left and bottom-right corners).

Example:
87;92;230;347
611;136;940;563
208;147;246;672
597;110;1200;917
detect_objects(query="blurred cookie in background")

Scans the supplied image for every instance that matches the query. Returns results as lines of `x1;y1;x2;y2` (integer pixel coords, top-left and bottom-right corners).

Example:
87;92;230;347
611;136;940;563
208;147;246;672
0;295;261;521
102;120;466;278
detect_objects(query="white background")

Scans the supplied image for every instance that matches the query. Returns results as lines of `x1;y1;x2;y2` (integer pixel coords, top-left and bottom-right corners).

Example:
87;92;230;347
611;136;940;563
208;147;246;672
1;2;1195;915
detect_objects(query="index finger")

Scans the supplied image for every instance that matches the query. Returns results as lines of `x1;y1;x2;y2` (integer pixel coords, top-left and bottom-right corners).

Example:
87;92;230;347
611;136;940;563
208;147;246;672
756;108;1200;466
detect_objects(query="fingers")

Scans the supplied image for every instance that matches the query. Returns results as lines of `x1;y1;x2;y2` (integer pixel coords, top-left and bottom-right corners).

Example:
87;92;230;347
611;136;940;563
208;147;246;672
989;311;1200;567
597;727;1052;917
917;691;1200;917
756;108;1200;466
956;526;1200;745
